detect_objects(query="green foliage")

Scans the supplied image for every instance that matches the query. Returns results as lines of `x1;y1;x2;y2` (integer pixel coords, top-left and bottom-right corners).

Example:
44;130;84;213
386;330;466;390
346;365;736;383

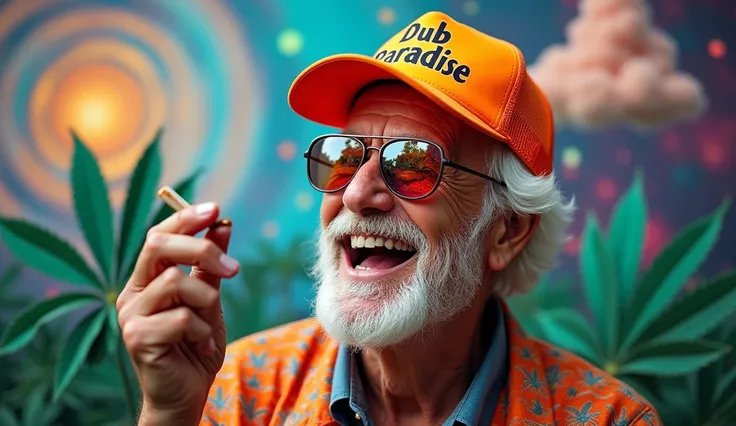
0;293;99;356
534;172;733;376
0;389;61;426
636;321;736;426
0;263;27;311
607;169;646;308
505;274;579;338
513;171;735;421
222;236;314;341
0;218;104;289
53;308;109;399
0;322;129;426
0;128;203;422
116;129;164;284
70;131;116;283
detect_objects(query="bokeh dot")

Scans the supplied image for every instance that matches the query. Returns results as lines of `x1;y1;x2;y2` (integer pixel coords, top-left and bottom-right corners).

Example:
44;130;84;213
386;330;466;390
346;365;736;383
564;235;579;256
295;191;314;211
643;217;671;267
463;1;480;16
595;177;618;202
45;286;60;299
377;7;396;25
700;138;728;170
277;29;304;56
708;39;727;59
262;221;280;239
278;140;297;161
561;146;582;169
685;277;699;291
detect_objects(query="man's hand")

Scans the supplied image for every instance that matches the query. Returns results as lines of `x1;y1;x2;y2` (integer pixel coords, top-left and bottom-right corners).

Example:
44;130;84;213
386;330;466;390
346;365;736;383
116;202;240;425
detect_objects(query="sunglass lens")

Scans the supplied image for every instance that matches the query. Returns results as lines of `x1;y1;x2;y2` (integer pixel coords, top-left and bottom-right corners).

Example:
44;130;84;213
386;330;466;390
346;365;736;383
381;140;441;198
307;136;364;191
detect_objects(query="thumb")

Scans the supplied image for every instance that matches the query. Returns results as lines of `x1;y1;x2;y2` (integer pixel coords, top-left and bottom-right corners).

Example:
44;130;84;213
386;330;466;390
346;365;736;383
191;223;236;290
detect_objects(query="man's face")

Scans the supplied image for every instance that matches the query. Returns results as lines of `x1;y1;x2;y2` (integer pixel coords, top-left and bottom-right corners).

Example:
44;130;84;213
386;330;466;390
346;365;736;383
312;83;497;349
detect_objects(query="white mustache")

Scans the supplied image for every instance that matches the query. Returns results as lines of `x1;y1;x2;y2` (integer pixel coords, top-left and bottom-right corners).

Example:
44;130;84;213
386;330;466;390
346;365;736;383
323;211;429;252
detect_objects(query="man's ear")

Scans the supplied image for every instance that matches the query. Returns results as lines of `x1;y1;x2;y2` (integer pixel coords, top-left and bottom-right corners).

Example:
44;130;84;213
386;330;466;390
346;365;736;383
487;213;538;271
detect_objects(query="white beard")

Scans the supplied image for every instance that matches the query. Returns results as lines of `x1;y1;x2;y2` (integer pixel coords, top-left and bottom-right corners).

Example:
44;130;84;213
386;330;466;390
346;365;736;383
311;211;489;349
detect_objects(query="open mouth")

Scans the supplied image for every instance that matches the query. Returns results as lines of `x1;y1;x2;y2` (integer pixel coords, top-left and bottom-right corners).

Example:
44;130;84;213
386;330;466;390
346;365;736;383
342;234;418;271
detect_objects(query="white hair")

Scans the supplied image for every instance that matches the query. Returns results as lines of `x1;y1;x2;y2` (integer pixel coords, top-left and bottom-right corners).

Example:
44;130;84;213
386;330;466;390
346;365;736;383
308;137;575;349
473;143;577;297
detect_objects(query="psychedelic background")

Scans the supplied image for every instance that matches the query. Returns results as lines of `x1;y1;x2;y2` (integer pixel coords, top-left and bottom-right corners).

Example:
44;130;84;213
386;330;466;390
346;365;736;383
0;0;734;330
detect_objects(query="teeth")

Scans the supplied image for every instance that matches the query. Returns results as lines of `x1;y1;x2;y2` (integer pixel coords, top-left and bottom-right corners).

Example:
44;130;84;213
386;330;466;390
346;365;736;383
348;235;414;251
355;265;371;270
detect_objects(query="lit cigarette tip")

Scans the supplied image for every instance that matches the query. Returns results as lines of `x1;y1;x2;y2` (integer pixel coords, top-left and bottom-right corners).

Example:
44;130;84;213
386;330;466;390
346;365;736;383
212;219;232;228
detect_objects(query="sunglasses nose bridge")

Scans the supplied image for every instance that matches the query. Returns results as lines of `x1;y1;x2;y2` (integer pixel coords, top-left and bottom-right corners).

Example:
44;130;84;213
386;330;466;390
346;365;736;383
363;145;380;158
354;145;383;179
306;136;443;200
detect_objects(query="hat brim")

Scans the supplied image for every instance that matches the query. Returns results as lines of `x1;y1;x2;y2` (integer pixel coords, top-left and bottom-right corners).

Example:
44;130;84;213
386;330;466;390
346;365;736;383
287;53;510;144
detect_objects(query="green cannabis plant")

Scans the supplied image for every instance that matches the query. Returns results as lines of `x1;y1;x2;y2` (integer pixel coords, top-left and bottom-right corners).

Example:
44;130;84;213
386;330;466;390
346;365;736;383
0;129;203;421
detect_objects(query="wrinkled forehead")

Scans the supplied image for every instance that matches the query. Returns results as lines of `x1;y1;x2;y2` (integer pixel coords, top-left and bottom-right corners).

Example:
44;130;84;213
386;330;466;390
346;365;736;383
345;81;463;148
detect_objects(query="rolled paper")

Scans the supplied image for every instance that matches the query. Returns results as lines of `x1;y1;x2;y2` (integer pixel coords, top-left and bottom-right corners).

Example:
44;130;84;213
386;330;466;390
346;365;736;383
157;185;190;211
156;185;232;228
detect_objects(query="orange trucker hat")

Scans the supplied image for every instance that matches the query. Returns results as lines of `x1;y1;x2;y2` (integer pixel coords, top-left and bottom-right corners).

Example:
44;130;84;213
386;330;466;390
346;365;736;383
287;11;555;176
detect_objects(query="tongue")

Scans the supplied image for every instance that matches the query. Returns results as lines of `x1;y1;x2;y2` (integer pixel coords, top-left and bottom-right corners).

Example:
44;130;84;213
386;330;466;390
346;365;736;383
358;254;407;270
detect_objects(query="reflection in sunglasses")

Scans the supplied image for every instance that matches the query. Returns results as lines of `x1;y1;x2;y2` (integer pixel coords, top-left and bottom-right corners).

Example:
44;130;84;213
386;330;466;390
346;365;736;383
311;139;443;197
306;134;506;200
383;141;440;197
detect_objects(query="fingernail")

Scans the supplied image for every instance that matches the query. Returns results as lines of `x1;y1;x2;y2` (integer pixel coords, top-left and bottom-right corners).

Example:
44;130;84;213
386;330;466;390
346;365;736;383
219;253;240;272
195;202;215;215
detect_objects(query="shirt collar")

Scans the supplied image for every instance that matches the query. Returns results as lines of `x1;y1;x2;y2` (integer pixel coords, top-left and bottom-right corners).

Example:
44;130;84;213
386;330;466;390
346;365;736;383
329;297;509;425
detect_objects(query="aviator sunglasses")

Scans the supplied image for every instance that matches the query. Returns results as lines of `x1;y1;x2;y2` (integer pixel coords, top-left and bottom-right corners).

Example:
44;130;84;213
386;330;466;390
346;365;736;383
303;134;507;200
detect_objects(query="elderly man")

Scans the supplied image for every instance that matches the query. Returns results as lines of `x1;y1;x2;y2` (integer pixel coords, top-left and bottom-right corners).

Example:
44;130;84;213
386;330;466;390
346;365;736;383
117;11;662;426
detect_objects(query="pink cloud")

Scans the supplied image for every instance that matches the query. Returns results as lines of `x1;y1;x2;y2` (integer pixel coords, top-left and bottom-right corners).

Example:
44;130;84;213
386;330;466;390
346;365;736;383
529;0;708;130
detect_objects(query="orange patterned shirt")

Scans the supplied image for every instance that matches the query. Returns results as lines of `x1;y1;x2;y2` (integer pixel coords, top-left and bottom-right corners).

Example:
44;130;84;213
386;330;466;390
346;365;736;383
200;300;662;425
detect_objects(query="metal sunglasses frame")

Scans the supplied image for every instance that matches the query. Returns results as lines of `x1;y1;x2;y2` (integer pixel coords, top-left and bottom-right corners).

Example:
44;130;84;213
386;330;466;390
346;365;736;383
303;134;507;200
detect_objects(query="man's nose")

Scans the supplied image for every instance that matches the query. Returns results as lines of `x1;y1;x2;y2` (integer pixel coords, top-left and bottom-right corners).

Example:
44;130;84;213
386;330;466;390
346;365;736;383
342;152;394;216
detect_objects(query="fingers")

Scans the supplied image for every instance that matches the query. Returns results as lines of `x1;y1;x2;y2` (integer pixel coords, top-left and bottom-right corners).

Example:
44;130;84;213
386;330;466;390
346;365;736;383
149;202;220;236
119;267;220;320
191;224;233;290
122;306;216;362
128;231;240;291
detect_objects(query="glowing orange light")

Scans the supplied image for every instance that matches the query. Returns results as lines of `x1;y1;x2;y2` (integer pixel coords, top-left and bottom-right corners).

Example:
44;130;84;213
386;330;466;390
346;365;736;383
708;39;726;59
49;64;145;157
